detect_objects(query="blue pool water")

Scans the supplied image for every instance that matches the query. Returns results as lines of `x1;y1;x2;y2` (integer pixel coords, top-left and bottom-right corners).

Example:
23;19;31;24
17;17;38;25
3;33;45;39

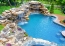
19;13;65;45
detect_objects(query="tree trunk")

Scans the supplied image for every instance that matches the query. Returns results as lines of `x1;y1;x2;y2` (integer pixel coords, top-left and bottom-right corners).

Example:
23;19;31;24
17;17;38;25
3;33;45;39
8;0;12;8
50;0;54;13
21;0;23;4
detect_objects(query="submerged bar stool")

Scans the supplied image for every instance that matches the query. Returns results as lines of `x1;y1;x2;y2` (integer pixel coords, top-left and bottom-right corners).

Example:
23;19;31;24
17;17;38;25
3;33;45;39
56;33;60;36
56;33;61;38
56;31;62;37
60;38;65;42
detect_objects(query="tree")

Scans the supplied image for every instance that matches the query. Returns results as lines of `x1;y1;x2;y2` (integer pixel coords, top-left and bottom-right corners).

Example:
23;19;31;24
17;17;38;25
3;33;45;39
49;0;54;13
7;0;12;7
50;3;54;13
0;0;4;4
63;19;65;23
21;0;23;4
55;0;65;14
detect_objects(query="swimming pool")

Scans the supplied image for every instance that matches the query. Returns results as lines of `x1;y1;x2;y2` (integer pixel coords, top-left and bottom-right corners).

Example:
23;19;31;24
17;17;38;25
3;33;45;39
19;13;65;45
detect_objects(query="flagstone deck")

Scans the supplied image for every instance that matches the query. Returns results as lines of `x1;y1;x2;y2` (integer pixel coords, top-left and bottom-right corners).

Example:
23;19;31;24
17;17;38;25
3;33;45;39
53;14;65;25
55;14;65;21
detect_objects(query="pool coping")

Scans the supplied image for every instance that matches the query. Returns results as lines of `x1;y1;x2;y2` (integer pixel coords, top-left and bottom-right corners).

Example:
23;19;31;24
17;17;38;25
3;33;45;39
50;14;65;27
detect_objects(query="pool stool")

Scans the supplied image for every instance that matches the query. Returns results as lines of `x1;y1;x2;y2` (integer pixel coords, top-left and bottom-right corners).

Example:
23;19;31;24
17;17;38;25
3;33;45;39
56;33;60;36
60;38;65;42
56;33;61;37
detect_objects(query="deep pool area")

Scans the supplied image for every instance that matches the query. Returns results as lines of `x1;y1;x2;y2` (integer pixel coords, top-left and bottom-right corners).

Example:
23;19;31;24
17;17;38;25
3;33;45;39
19;13;65;45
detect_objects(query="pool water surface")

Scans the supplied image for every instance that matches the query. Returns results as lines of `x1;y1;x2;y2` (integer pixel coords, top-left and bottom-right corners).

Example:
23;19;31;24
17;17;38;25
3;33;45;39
19;13;65;45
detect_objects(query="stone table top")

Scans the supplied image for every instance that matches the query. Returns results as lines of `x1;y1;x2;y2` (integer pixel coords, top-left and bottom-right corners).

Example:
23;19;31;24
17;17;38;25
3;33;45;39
61;31;65;37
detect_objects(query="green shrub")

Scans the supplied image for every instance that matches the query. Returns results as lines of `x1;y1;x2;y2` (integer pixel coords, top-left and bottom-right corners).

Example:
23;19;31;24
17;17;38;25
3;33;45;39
50;3;54;13
62;19;65;23
45;5;50;10
0;25;4;31
24;33;28;37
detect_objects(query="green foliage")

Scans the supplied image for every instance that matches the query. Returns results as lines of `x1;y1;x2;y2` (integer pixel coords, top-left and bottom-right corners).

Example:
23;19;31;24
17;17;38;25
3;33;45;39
24;33;28;37
0;0;16;6
0;0;5;3
0;6;11;14
46;5;50;10
7;0;16;6
50;3;54;13
62;19;65;23
62;7;65;14
0;25;4;31
54;9;65;16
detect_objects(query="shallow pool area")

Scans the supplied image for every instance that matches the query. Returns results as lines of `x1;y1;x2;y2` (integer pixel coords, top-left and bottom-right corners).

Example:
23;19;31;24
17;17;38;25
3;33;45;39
19;13;65;45
24;38;57;46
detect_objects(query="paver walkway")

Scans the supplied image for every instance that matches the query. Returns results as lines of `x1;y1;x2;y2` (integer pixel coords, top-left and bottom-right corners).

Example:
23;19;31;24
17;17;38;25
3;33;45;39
55;14;65;21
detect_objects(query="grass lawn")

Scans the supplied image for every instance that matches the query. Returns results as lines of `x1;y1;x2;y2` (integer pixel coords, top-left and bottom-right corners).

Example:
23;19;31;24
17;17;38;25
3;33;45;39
54;9;65;16
0;5;20;14
0;25;4;31
0;6;11;14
